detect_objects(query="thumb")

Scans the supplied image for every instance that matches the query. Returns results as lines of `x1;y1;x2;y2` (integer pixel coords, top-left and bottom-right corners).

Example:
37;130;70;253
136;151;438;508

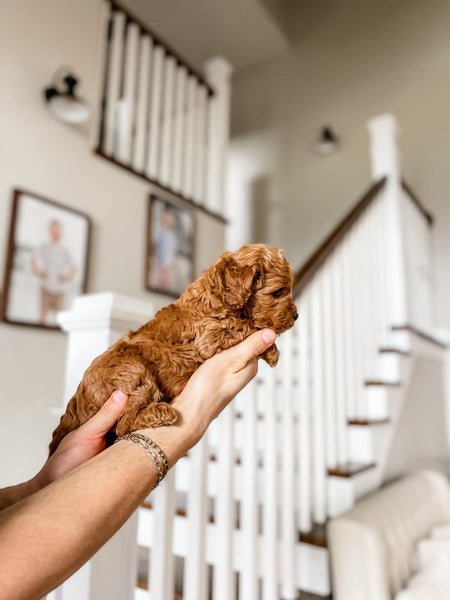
230;329;276;372
82;390;129;436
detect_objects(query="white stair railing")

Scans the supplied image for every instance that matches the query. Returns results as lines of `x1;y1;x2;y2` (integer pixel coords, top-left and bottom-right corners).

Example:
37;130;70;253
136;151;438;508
49;113;438;600
94;0;232;219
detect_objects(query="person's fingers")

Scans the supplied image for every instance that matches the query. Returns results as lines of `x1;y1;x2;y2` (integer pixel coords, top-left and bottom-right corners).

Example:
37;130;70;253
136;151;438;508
81;390;129;436
227;329;276;372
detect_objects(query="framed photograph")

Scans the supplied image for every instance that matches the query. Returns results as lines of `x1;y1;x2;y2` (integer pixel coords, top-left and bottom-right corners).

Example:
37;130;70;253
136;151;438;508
1;189;91;329
146;195;195;297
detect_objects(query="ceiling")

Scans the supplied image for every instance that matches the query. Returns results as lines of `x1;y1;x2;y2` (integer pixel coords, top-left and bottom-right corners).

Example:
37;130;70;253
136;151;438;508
121;0;291;73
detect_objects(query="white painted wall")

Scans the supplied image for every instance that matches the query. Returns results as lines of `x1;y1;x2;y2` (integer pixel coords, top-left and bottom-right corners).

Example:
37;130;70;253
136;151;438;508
0;0;225;487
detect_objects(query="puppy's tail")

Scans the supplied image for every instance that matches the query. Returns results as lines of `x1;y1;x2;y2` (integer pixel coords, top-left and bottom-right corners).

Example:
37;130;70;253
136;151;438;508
48;395;82;456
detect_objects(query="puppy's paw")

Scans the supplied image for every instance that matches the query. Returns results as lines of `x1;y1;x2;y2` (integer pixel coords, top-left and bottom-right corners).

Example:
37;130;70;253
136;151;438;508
132;401;178;431
261;343;279;367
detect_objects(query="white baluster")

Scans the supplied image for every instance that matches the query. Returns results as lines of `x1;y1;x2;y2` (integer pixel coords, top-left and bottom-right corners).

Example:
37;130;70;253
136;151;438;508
117;21;139;164
298;293;312;532
311;277;327;524
322;262;337;469
213;402;235;600
182;76;197;199
280;331;297;600
172;66;187;193
148;470;176;600
132;35;152;172
103;10;125;157
240;380;258;600
332;249;349;466
160;55;176;186
193;85;208;205
262;364;278;600
204;57;233;215
184;437;208;600
146;45;164;180
89;0;111;151
341;235;357;419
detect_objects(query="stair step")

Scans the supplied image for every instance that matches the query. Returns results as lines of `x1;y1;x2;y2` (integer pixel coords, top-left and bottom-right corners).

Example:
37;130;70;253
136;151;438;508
348;418;390;426
299;522;328;548
327;461;376;478
392;324;448;348
379;347;411;357
137;580;182;599
364;380;401;386
299;593;332;600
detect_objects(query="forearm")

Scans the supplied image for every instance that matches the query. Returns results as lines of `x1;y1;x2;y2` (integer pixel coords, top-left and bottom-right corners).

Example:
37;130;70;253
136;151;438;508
0;478;40;511
0;438;171;600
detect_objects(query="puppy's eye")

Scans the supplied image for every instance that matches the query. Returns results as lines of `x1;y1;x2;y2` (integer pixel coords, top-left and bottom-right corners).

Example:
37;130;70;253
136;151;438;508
254;270;261;281
272;289;283;298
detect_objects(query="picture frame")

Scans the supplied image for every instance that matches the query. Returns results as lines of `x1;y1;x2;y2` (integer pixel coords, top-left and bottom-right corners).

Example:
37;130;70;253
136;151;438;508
146;194;195;298
1;189;91;329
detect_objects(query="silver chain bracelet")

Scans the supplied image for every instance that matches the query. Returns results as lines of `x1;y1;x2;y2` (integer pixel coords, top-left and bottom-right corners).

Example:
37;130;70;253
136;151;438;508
115;433;168;486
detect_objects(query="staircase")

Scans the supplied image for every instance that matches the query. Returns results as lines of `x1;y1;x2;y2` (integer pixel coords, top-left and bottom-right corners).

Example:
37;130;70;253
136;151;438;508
46;114;448;600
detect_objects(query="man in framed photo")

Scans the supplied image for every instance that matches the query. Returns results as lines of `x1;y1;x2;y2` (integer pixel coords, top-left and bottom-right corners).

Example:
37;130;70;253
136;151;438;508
30;219;77;325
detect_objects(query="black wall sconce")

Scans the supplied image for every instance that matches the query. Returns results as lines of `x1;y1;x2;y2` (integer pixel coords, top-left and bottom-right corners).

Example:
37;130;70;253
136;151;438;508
44;66;91;124
316;126;339;155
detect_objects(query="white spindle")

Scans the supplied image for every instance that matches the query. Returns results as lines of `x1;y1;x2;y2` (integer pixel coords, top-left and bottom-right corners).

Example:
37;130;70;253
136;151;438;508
213;402;235;600
204;57;233;215
262;364;279;600
298;294;312;532
280;331;297;600
148;470;176;600
160;55;176;186
132;34;152;172
322;263;337;469
90;0;111;151
193;85;208;204
350;225;366;419
332;249;349;465
240;380;258;600
117;21;139;164
172;66;187;192
184;437;208;600
341;235;357;419
311;278;327;524
103;10;125;156
146;45;164;180
182;76;197;199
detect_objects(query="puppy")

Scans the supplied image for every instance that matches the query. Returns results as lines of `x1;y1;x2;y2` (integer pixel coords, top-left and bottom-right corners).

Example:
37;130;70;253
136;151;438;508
49;244;298;455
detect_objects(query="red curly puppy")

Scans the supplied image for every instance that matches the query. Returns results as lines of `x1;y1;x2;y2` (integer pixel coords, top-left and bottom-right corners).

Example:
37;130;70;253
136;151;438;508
49;244;298;455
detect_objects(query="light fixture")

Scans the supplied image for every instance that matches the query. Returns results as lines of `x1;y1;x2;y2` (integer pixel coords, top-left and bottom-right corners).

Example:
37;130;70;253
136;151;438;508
316;126;339;155
44;66;91;124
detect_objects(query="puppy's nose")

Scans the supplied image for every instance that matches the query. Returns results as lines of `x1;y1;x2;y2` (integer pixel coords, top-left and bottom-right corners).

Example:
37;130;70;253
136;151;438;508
293;312;299;321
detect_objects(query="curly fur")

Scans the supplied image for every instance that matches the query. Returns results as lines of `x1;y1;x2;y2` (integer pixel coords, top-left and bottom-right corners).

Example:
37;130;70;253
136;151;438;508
49;244;297;455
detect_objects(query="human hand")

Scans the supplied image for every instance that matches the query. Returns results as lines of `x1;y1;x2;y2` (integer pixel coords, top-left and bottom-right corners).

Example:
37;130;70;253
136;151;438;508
35;391;129;488
136;329;276;466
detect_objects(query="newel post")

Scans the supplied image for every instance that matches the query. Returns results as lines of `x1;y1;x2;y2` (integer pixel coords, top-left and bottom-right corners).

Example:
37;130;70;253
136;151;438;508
204;56;233;216
367;113;409;331
50;293;154;600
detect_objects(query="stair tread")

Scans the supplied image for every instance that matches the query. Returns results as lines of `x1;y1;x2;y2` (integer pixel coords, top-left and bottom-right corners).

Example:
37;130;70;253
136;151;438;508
379;347;411;356
364;379;401;386
137;579;182;599
299;522;328;548
392;324;448;349
348;418;390;426
299;593;332;600
328;461;376;478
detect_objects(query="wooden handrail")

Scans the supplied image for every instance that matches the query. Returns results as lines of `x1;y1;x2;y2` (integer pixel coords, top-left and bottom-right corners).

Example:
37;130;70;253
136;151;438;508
293;177;434;297
401;179;434;226
293;177;387;296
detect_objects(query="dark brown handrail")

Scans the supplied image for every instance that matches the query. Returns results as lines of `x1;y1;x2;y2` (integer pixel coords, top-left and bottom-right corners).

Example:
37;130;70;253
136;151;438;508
401;179;434;226
293;177;434;297
293;177;387;296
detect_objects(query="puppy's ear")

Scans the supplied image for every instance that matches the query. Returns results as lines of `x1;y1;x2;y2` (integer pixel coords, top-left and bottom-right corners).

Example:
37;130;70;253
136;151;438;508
222;257;261;309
